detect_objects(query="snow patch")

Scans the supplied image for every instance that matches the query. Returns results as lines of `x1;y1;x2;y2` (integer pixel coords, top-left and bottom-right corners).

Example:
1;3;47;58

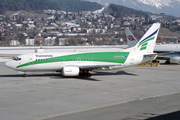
0;58;11;63
93;7;105;14
130;0;137;5
137;0;172;8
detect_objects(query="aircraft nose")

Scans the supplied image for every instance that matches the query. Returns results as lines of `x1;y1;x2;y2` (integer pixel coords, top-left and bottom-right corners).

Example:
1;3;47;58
5;61;15;69
5;61;10;68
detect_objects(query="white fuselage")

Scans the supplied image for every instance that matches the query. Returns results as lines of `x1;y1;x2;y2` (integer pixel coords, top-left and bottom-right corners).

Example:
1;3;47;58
5;50;156;73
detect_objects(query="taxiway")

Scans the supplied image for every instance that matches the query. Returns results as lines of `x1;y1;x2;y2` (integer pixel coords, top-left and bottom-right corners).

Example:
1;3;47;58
0;63;180;120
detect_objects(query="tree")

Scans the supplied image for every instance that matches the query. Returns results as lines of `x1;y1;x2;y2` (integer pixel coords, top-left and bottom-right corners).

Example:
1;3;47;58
69;37;77;45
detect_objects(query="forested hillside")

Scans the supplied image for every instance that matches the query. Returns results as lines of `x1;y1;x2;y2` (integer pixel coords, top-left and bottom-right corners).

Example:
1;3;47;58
0;0;102;14
106;4;149;17
49;0;102;11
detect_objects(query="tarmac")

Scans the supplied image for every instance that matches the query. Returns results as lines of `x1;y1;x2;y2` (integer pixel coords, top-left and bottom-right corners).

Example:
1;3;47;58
0;62;180;120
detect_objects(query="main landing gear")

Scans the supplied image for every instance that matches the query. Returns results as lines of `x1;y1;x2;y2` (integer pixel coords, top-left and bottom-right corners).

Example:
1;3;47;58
83;70;91;78
22;72;27;77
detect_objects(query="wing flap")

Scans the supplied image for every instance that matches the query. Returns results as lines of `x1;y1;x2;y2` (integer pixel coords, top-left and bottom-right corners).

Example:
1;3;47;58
80;65;115;70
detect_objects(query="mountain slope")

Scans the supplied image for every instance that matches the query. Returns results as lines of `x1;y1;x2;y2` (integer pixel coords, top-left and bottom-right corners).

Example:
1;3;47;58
83;0;180;17
0;0;102;14
106;4;148;17
0;0;61;14
48;0;102;12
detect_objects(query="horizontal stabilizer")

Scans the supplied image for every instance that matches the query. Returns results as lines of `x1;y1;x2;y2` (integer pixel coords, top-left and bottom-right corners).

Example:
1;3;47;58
143;53;157;57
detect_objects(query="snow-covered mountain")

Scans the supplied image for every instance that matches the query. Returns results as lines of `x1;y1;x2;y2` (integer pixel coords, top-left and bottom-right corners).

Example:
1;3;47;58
83;0;180;17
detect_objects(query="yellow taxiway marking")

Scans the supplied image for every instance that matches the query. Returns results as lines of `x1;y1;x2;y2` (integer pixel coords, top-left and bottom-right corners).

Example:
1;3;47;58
35;91;180;120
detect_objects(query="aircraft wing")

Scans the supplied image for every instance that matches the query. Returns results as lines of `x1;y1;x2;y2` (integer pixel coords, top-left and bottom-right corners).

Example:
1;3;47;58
156;56;170;60
79;65;116;71
154;52;174;60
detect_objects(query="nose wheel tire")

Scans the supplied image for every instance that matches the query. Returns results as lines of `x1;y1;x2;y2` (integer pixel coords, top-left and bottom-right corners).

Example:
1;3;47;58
23;74;27;77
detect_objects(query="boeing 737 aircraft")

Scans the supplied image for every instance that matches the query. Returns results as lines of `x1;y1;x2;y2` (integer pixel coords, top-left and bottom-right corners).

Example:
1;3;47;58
5;23;160;77
125;27;180;64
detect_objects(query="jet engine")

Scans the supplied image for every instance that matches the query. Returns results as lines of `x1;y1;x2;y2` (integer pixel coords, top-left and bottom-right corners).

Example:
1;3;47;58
62;66;80;76
170;57;180;64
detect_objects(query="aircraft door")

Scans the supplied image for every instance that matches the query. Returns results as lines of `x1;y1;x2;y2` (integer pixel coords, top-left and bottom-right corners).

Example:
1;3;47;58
130;54;134;64
28;55;34;65
77;57;81;63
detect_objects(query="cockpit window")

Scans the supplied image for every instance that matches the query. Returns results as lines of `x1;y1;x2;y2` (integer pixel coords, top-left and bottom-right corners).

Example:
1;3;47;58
13;57;21;61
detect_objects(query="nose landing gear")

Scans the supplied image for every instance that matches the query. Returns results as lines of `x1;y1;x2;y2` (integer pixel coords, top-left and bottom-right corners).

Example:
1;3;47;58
23;74;27;77
22;72;27;77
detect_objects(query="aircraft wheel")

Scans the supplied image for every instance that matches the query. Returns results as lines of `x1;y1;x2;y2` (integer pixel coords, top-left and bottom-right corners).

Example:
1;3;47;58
165;60;170;64
23;74;27;77
87;73;91;78
84;71;91;78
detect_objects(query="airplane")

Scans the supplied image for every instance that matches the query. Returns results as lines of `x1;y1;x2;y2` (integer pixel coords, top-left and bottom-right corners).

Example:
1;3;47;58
5;23;160;77
125;27;180;64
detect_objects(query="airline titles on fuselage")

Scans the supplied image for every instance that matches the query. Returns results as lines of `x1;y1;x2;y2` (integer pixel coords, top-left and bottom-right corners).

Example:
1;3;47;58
36;54;53;57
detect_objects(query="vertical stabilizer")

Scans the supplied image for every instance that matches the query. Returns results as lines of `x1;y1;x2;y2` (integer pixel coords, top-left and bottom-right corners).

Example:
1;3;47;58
125;28;138;48
123;23;161;65
136;23;160;53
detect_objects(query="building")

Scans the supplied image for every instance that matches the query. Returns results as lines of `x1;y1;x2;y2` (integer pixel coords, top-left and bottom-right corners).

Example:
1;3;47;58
156;40;166;44
43;37;56;46
0;41;5;45
9;40;20;46
58;38;69;46
25;37;34;46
